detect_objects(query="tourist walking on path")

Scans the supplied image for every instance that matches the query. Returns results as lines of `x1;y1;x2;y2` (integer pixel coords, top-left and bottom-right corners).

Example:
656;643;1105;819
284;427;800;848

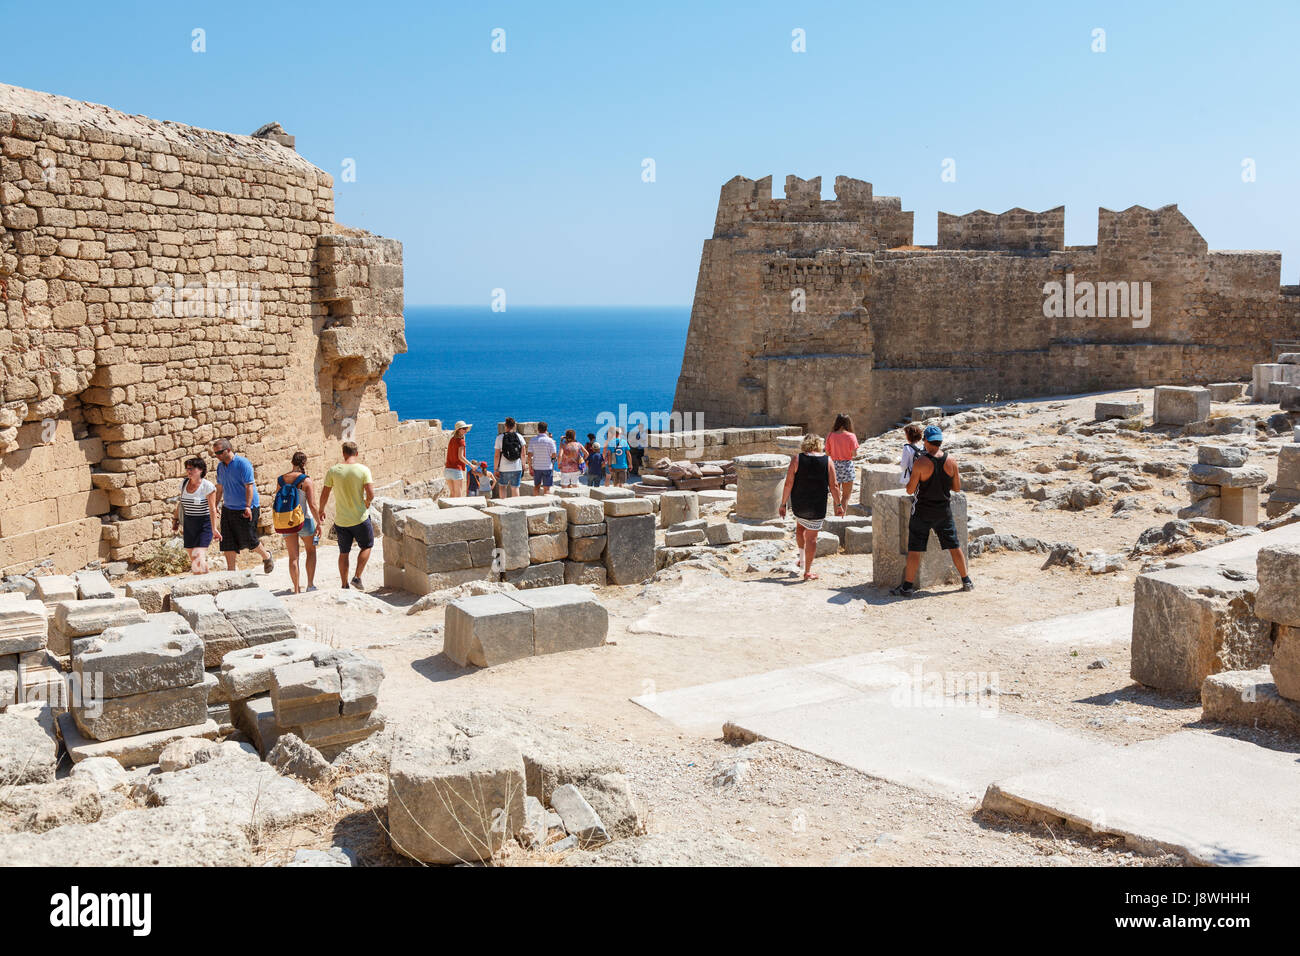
494;417;525;498
558;429;587;488
212;438;275;574
274;451;321;594
890;425;973;597
445;421;472;498
172;456;221;575
899;424;925;486
778;434;843;581
825;413;859;511
527;422;558;495
584;435;606;487
605;427;631;487
628;421;648;477
319;441;376;590
468;460;496;499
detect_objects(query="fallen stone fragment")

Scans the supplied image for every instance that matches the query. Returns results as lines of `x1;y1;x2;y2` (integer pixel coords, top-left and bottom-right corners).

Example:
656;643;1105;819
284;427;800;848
0;710;58;785
549;784;610;848
269;733;333;782
0;805;252;866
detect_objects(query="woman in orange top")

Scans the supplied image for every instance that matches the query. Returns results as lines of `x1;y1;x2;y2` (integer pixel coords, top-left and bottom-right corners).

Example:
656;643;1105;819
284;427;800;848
824;413;859;511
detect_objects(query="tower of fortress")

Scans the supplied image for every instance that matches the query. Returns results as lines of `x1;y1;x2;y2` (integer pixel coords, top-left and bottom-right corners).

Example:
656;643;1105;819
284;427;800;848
0;83;445;573
673;174;1300;436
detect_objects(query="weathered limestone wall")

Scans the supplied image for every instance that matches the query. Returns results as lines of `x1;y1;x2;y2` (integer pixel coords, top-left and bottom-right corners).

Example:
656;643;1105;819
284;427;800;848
0;84;443;572
673;174;1300;438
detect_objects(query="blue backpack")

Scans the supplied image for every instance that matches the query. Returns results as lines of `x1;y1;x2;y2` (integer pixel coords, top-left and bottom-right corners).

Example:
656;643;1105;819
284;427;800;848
272;474;307;532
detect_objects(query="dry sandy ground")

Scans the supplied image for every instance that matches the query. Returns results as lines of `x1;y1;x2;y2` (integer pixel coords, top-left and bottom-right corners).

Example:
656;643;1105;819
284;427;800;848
227;387;1298;866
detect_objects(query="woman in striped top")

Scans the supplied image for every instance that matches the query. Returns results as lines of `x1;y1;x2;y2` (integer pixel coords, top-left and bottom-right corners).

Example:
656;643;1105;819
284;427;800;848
171;456;222;574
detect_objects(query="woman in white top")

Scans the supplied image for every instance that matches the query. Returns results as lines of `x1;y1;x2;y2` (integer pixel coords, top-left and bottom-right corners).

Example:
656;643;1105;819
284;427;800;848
171;456;222;574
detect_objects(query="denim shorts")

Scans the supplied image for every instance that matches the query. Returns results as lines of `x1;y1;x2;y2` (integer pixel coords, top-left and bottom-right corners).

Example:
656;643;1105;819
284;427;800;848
498;469;521;487
445;467;465;481
533;469;553;487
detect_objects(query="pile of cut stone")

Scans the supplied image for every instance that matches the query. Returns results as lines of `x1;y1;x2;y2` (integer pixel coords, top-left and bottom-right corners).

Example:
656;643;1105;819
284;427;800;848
637;457;736;493
388;716;642;864
59;614;219;767
1252;351;1300;406
381;489;656;595
1201;543;1300;734
219;640;385;759
1180;444;1267;525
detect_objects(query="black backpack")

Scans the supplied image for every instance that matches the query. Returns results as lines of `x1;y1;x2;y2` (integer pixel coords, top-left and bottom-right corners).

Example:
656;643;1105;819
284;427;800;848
500;431;522;462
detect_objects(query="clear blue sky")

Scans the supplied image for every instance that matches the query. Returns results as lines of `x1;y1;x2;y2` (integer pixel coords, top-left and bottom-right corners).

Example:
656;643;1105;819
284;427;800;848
5;0;1298;304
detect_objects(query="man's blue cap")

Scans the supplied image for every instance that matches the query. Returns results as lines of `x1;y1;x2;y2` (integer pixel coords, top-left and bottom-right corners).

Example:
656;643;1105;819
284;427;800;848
923;425;944;444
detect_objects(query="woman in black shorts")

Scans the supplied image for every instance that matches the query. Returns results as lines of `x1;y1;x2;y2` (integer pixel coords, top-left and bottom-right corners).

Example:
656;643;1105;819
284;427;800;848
171;456;222;574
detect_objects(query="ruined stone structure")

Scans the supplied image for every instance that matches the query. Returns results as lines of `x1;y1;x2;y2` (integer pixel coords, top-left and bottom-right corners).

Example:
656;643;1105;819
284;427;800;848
0;84;444;573
673;174;1300;437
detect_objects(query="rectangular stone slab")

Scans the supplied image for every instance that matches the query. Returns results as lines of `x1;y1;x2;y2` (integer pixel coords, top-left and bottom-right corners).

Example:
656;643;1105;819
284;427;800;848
981;731;1300;866
74;613;205;698
1095;401;1144;420
57;712;220;767
602;498;652;517
485;506;530;571
50;597;145;638
216;638;324;700
398;506;494;545
604;513;655;585
0;600;48;655
1255;543;1300;626
509;585;608;658
214;587;297;647
1130;564;1272;691
73;570;116;600
501;562;564;591
444;593;535;667
73;682;209;741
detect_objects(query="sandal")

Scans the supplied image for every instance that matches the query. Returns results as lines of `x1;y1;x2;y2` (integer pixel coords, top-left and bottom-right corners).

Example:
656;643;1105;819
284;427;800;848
804;572;819;580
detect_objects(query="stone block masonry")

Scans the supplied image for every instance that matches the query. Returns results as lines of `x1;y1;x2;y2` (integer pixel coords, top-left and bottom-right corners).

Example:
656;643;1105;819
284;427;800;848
0;83;447;574
673;174;1300;438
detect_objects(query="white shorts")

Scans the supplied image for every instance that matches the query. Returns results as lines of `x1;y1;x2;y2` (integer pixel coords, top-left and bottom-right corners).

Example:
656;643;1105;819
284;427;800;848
444;468;465;481
795;516;824;531
557;472;580;487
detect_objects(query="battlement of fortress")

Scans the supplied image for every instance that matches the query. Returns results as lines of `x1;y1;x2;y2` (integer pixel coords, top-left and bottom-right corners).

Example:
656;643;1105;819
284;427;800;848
0;83;445;573
675;174;1300;437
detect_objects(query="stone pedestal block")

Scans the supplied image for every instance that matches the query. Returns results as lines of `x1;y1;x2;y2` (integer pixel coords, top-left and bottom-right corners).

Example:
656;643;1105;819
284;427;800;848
1130;565;1273;692
1154;386;1211;425
1207;383;1246;403
732;454;789;521
1219;486;1259;527
511;585;608;657
1255;544;1300;626
485;506;529;571
871;489;967;589
603;514;655;585
1272;626;1300;702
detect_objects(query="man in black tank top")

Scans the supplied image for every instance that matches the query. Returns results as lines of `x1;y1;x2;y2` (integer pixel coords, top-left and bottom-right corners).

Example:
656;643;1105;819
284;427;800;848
889;425;974;596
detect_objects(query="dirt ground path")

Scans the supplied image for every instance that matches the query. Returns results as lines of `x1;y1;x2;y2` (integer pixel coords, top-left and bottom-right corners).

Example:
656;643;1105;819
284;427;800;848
238;387;1295;865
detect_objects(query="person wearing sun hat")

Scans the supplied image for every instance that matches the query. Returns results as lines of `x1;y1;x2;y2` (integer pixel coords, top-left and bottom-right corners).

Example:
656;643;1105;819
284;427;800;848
445;421;472;498
889;423;974;597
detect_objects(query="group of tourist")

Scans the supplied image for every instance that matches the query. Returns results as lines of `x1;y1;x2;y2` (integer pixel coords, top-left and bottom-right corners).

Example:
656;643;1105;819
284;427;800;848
443;418;647;500
171;438;377;594
778;414;973;595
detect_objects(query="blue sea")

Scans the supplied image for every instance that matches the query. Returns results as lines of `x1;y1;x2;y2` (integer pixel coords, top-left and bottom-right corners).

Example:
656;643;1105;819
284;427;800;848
385;306;691;464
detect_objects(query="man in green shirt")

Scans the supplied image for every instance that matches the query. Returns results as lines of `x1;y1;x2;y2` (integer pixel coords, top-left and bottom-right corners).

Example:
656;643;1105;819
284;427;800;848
319;440;375;590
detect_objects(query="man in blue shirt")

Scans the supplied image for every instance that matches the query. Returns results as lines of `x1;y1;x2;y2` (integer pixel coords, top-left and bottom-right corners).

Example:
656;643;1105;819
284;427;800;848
212;437;274;573
604;428;631;487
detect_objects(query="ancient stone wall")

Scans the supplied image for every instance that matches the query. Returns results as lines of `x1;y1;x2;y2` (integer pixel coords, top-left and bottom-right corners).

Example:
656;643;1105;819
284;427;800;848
0;84;444;573
673;174;1300;438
